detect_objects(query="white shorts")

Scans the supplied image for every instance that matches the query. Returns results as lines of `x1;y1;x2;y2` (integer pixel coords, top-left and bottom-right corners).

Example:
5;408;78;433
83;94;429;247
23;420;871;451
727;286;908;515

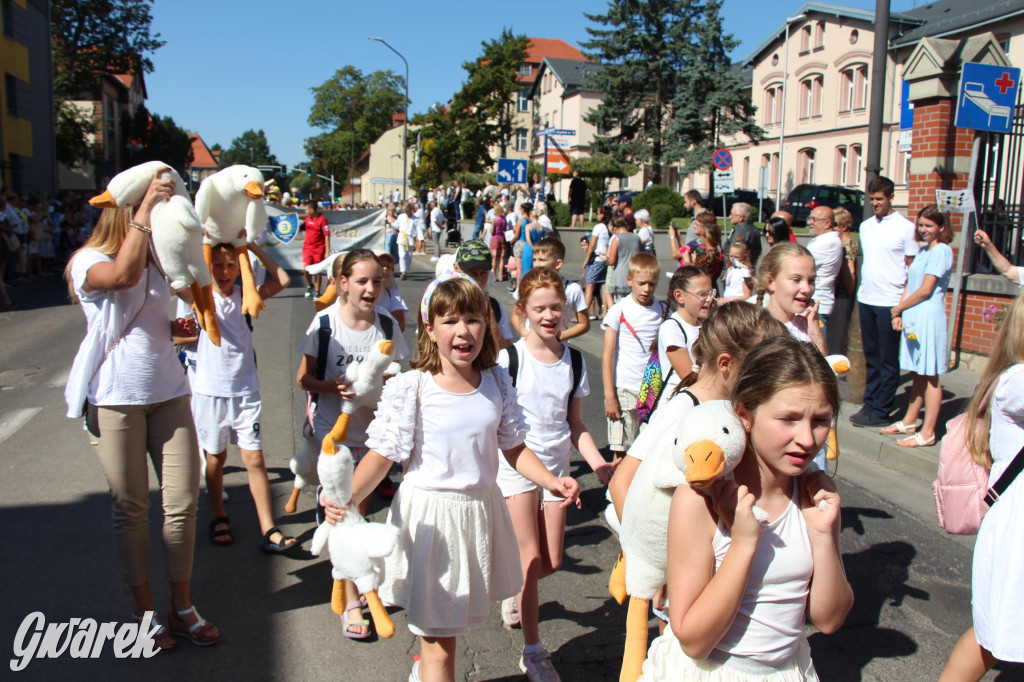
191;392;262;453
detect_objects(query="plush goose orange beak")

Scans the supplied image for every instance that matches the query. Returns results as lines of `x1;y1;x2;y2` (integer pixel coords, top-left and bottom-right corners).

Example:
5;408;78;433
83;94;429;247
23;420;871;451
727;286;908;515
89;190;118;208
684;440;726;488
244;181;263;200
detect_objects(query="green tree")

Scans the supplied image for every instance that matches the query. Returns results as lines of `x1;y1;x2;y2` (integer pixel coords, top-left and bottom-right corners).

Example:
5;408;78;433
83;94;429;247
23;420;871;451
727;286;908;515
51;0;164;164
220;129;279;168
305;66;406;183
666;0;764;175
582;0;761;184
414;30;530;177
122;106;194;172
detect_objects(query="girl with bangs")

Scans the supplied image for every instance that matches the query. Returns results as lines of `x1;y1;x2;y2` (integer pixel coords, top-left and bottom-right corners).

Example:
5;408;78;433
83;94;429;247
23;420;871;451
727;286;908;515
321;273;580;682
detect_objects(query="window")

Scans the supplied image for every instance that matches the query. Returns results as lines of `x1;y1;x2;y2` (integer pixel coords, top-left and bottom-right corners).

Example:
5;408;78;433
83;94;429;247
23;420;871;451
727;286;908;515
798;148;816;184
742;156;750;188
518;63;533;78
849;144;863;184
814;22;825;49
4;74;17;116
1;0;13;37
764;85;781;124
835;146;847;184
996;33;1011;53
800;25;811;52
849;29;859;44
840;66;869;111
517;90;529;112
900;151;911;184
799;76;823;118
515;128;528;152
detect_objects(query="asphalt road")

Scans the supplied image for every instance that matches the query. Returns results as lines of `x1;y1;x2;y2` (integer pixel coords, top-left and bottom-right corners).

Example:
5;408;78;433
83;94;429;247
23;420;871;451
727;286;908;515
0;234;1021;681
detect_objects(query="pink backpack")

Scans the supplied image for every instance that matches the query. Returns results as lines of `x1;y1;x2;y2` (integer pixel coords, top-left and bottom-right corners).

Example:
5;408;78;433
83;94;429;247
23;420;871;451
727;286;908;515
933;409;991;535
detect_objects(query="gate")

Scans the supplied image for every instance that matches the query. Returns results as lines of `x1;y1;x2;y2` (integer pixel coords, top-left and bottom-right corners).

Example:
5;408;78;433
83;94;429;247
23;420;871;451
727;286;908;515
972;85;1024;273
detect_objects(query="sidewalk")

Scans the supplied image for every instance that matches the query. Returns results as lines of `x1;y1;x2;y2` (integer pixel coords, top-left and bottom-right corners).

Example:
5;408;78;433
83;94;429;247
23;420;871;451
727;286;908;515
837;366;980;484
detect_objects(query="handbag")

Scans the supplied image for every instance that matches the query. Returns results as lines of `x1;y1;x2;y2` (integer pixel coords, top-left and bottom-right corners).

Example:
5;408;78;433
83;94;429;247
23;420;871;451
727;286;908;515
934;384;1024;534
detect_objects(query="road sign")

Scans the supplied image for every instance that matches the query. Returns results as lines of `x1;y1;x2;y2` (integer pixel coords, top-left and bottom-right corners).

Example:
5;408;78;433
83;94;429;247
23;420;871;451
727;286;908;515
545;149;570;174
546;134;575;150
900;79;914;130
536;127;576;137
712;149;733;171
757;166;771;199
955;62;1021;133
713;170;734;194
898;129;913;153
497;158;528;185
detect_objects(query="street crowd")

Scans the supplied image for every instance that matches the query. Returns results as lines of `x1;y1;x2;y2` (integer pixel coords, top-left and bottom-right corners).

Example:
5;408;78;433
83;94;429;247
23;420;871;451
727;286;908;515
60;170;1024;682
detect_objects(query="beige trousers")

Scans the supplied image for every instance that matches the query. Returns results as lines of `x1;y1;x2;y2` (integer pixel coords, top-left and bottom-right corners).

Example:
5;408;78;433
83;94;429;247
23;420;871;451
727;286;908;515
94;395;199;585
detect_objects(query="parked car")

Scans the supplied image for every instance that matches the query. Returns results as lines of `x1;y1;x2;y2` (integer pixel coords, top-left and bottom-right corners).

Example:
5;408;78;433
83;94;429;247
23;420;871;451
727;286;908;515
781;184;865;227
708;189;775;222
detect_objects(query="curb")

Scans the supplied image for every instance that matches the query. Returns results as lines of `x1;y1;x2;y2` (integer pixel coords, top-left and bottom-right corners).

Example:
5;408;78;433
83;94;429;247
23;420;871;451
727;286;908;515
837;402;938;485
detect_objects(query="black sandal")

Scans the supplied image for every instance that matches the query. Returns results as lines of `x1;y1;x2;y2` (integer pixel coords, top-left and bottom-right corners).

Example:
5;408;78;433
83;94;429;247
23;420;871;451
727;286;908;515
208;516;232;547
259;526;298;554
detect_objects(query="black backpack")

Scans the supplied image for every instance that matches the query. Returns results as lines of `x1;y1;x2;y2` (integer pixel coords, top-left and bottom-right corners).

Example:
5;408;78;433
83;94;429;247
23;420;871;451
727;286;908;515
504;343;584;402
311;312;394;407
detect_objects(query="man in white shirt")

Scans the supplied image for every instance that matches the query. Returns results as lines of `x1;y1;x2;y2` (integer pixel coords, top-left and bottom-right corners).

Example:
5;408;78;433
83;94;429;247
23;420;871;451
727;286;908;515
806;206;843;346
851;176;920;428
429;201;445;261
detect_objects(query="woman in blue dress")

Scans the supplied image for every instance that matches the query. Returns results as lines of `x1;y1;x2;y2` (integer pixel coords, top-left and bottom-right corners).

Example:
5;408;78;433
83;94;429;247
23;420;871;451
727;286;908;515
519;208;547;277
881;204;954;447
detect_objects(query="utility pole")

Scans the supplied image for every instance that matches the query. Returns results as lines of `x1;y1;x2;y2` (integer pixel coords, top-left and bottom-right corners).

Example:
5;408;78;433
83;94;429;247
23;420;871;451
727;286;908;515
865;0;891;193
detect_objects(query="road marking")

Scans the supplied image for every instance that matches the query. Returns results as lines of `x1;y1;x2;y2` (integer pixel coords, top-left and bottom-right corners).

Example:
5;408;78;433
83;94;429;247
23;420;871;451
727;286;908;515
0;407;43;446
48;367;70;388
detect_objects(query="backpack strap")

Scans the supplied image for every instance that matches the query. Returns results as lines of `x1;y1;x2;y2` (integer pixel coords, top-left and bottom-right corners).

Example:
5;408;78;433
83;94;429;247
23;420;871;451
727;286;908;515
376;311;394;340
985;444;1024;506
568;347;584;402
619;312;647;352
660;317;687;385
311;313;332;405
490;296;503;323
505;344;519;388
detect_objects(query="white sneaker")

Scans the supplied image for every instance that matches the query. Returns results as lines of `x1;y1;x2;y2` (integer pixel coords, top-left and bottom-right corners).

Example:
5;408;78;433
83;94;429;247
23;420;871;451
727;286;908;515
304;286;314;299
520;649;560;682
501;596;520;629
430;256;439;262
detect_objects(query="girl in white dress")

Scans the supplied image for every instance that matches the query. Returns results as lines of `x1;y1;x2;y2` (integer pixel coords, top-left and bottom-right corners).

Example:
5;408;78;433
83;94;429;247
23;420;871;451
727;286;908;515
497;267;615;681
640;335;852;681
939;293;1024;680
322;274;580;682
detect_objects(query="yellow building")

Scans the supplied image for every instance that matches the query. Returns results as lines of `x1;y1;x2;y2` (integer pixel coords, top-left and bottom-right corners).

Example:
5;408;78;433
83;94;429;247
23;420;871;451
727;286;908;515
0;0;54;194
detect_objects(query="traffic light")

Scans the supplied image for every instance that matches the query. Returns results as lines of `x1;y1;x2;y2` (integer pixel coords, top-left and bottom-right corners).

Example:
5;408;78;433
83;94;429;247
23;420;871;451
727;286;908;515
306;171;312;178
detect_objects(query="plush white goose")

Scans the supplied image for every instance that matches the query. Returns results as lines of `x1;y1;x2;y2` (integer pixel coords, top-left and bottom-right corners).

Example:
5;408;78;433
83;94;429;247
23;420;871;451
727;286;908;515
195;165;268;318
89;161;221;346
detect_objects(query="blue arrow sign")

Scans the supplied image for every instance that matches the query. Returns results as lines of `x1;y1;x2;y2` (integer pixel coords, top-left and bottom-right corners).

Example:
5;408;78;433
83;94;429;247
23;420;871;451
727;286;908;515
956;62;1020;133
497;158;527;184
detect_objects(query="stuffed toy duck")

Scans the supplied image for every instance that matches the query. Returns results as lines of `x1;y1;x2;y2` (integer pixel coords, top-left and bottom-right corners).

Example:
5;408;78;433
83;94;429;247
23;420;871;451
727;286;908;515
307;251;343;312
616;401;763;682
89;161;221;346
195;165;268;319
310;339;401;639
824;354;850;461
284;425;319;514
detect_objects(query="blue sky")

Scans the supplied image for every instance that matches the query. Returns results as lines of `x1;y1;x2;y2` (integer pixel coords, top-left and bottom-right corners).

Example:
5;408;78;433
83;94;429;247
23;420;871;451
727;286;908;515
145;0;915;167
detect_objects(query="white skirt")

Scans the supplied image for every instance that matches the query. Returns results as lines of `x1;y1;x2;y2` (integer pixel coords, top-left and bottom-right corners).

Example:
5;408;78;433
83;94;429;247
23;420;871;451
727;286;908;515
640;631;818;682
379;483;523;638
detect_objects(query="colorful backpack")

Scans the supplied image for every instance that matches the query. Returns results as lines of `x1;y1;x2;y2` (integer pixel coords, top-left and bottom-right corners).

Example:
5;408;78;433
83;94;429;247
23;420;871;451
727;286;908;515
623;311;680;424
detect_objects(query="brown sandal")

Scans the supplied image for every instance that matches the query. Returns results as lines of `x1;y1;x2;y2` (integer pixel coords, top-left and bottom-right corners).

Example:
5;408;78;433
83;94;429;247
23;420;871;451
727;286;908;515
167;606;220;646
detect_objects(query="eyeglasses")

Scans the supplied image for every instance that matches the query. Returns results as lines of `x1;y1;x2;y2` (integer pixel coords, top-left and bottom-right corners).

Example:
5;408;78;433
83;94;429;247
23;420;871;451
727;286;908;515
684;289;716;300
806;216;831;224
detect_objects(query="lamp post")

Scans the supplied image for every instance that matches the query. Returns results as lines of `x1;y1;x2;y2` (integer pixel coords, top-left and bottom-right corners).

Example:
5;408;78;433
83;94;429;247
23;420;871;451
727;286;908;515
390;153;401;202
370;37;409;202
777;13;806;204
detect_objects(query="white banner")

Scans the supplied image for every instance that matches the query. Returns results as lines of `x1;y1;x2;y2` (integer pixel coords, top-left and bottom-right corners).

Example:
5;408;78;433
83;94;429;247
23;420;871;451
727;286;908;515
935;189;976;214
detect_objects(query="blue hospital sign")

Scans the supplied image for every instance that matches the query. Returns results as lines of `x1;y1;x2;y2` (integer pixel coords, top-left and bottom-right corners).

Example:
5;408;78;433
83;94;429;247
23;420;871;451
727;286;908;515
955;62;1021;133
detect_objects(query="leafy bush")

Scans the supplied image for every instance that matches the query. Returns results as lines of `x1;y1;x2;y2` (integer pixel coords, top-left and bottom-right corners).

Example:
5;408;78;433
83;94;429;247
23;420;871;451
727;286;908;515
548;200;571;228
649;204;675;230
633;185;685;217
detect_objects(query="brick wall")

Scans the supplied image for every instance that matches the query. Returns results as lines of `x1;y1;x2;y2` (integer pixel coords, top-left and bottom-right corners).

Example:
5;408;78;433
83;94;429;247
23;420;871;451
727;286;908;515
945;289;1013;355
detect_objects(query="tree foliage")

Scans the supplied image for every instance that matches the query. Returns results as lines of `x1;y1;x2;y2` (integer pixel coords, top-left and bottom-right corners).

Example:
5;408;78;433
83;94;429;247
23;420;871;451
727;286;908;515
570;154;638;179
305;66;406;182
52;0;164;98
582;0;762;183
220;129;279;168
122;106;194;172
55;103;95;166
413;30;530;178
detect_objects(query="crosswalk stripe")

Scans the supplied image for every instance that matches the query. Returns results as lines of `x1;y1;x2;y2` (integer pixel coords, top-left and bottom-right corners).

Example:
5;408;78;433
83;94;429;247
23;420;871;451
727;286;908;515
47;367;70;388
0;407;43;446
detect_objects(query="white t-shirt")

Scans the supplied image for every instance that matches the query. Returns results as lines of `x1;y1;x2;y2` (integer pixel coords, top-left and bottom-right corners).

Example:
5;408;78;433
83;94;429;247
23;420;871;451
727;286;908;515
637;225;655;253
591;222;611;257
193;285;259;397
807;230;844;315
785;316;813;343
430;206;445;232
366;369;527;491
70;249;189;407
397;213;415;237
299;306;409;447
497;341;590;465
517;278;588;333
376;286;408;320
657;312;700;398
538;214;553;233
857;211;920;307
723;263;752;299
603;296;666;391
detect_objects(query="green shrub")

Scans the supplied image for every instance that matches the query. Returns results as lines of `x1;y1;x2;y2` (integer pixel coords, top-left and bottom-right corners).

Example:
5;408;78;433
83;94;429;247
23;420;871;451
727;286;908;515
650;204;675;230
549;200;571;228
634;185;685;217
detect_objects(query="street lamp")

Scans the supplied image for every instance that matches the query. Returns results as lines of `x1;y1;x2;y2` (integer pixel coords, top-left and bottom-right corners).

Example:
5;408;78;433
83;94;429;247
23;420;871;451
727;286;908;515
390;153;401;200
370;37;409;202
777;13;806;205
